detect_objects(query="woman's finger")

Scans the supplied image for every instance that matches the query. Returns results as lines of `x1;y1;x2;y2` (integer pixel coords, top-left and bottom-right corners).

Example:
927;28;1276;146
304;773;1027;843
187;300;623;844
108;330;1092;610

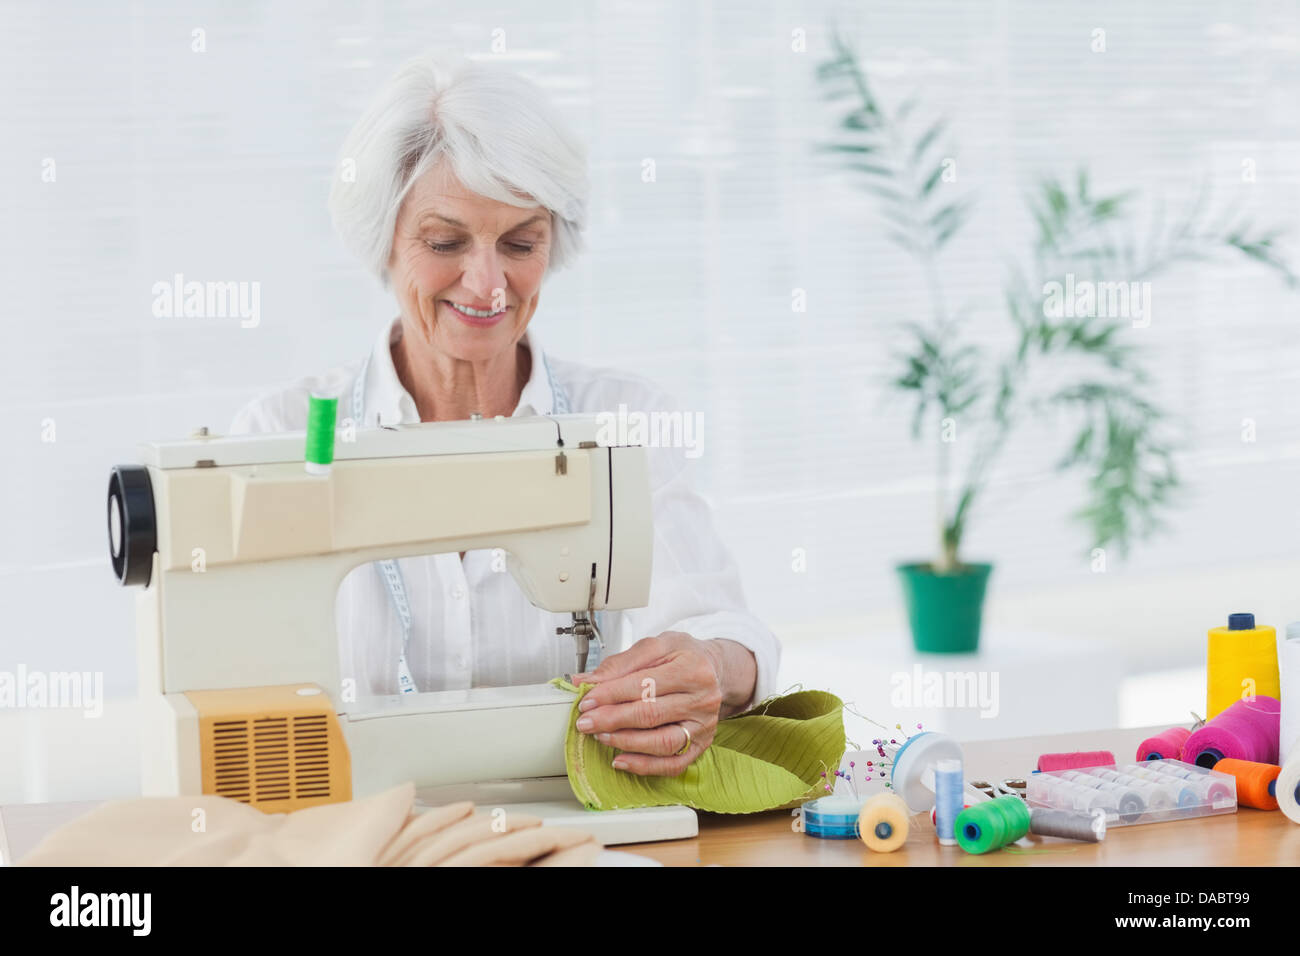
577;660;690;712
571;632;687;684
594;720;712;757
611;749;702;777
574;690;695;735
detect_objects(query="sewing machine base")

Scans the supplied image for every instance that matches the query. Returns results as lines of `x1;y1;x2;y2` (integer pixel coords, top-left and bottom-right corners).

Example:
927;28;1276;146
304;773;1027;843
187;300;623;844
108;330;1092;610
414;776;698;845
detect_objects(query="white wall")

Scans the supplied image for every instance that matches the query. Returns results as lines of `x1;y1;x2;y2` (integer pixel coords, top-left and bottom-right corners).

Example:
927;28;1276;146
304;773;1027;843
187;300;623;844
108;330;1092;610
3;1;1300;802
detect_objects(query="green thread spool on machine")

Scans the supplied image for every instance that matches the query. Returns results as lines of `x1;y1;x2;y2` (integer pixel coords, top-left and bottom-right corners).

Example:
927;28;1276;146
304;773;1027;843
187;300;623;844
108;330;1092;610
305;393;338;475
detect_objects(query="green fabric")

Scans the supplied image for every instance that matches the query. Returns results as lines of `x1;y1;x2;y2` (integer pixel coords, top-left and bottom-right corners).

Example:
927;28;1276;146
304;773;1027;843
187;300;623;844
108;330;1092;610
552;679;846;814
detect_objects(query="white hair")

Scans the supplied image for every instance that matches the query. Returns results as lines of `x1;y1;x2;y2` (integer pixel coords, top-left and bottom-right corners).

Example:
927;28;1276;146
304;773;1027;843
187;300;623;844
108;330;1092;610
328;51;589;285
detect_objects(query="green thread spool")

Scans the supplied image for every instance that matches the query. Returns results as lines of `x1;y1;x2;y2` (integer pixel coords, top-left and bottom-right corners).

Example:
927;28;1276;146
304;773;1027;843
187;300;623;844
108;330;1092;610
954;796;1030;854
305;394;338;475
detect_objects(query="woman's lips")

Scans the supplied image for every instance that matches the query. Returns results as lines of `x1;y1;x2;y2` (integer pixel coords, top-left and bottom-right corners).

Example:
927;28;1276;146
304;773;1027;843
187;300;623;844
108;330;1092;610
442;300;509;328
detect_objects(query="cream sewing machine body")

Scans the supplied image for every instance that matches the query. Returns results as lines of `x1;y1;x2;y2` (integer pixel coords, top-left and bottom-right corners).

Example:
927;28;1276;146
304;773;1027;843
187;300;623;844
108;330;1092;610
107;414;698;844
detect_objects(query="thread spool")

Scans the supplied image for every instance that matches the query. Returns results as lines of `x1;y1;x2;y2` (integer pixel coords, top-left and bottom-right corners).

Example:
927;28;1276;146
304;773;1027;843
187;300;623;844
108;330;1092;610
1110;770;1176;813
305;393;338;475
1280;623;1300;765
1206;613;1280;721
1036;751;1115;772
1061;771;1145;822
1037;777;1099;812
1182;695;1281;768
1137;726;1191;762
1213;758;1281;811
930;782;988;825
859;792;911;852
1029;808;1106;843
1278;751;1300;825
1055;773;1119;814
934;758;963;846
1090;779;1146;823
1147;761;1234;805
890;732;963;811
1051;779;1100;812
954;796;1031;854
1128;765;1201;808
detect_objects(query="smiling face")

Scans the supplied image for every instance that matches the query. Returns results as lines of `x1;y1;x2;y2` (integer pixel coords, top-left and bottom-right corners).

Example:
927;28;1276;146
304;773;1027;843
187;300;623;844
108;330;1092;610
386;160;553;363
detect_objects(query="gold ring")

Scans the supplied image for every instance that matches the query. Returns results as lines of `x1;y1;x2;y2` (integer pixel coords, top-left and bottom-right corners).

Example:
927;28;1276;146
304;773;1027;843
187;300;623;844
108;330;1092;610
674;724;692;756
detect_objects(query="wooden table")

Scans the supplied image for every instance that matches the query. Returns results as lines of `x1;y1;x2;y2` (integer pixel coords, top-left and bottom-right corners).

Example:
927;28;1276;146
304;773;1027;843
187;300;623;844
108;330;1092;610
630;726;1300;866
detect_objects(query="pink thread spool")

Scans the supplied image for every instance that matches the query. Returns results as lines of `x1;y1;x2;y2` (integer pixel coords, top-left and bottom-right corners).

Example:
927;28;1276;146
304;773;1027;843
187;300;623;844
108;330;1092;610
1182;696;1280;768
1036;751;1115;772
1137;726;1192;762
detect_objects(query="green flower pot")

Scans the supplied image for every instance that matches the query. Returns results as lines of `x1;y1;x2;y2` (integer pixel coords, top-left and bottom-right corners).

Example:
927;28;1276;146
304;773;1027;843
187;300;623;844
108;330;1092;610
896;562;993;654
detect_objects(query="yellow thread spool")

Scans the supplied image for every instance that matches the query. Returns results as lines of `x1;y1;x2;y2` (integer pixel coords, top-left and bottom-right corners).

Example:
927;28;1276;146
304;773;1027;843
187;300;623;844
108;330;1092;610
1207;613;1279;720
859;792;911;853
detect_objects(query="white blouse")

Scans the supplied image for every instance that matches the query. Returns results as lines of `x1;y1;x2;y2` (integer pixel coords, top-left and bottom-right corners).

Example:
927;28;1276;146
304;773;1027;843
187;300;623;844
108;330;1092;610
228;318;780;709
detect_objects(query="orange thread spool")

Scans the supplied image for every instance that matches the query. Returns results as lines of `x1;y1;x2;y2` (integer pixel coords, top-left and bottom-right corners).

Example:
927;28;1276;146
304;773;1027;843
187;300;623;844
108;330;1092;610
1213;758;1281;810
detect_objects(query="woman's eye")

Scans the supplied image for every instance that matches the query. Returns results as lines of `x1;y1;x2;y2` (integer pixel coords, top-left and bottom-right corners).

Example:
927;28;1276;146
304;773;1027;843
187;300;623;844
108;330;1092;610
426;240;463;253
505;242;535;254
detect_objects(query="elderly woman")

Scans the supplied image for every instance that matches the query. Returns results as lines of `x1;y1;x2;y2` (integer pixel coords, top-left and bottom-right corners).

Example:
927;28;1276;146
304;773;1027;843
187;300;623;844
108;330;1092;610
229;53;778;777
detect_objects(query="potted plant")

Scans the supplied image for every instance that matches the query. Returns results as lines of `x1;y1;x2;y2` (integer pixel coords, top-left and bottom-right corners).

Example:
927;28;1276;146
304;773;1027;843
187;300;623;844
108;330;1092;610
815;29;1295;653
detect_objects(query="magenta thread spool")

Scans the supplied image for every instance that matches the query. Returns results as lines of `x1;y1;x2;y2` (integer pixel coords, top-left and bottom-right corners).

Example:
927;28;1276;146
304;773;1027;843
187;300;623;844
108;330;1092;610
1137;726;1191;762
1036;751;1115;772
1182;695;1281;768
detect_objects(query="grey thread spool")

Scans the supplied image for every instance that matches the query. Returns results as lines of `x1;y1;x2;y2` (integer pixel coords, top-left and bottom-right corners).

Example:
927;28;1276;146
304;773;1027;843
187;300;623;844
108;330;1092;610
1029;808;1106;843
1064;770;1145;822
1095;781;1146;822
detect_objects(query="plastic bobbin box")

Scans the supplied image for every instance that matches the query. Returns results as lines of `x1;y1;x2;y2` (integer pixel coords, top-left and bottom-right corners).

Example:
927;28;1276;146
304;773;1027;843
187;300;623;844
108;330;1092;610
800;795;862;839
1027;759;1237;827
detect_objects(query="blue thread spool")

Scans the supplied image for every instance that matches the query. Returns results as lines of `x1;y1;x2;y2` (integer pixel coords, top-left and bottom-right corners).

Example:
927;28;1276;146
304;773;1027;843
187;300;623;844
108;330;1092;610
934;758;963;846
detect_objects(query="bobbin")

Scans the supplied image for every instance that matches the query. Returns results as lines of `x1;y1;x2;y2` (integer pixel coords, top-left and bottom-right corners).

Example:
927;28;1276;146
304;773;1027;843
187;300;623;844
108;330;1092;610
1029;759;1237;827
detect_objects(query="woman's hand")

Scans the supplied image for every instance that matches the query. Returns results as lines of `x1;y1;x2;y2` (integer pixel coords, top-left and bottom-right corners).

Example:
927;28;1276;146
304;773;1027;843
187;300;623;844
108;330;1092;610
568;632;757;776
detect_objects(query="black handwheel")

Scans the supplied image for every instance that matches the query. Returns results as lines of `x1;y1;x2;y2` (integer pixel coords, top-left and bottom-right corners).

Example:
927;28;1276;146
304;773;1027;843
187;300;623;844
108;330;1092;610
107;465;156;587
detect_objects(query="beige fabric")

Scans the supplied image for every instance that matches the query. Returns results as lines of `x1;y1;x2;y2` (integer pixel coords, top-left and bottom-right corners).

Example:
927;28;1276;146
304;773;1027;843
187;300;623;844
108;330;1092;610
18;783;601;867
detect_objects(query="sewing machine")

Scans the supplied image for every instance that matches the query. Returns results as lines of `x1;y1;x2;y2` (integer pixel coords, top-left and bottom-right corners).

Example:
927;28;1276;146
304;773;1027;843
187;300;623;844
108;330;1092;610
106;414;698;845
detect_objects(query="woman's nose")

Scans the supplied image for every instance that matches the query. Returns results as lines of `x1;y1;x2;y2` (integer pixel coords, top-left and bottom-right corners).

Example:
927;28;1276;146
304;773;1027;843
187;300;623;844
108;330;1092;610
460;244;508;303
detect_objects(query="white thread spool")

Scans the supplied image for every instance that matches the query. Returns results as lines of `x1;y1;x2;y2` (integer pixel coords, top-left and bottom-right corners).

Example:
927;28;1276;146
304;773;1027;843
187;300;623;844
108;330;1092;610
1277;750;1300;825
1127;765;1196;805
1112;771;1176;812
1280;623;1300;766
